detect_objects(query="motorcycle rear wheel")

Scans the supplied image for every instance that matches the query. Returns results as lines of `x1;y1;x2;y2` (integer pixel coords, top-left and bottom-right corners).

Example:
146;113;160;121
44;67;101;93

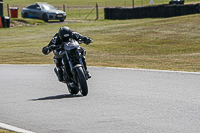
76;67;88;96
67;84;79;95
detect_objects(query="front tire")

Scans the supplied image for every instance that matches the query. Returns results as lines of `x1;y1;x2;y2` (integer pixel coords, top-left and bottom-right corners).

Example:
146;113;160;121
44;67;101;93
76;67;88;96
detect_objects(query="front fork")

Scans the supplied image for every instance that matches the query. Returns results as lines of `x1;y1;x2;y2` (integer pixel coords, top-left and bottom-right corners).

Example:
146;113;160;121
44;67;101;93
77;49;88;80
60;49;87;84
63;50;84;83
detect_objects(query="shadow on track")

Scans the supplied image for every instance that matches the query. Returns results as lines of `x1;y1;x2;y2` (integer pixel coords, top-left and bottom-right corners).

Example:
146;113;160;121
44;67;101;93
29;94;83;101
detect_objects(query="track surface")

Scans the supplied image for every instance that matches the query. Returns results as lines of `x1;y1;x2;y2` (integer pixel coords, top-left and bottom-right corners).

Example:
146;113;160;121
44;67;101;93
1;65;200;133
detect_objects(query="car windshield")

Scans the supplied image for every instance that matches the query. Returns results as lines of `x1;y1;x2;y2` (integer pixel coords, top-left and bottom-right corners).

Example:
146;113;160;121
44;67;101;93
41;4;56;10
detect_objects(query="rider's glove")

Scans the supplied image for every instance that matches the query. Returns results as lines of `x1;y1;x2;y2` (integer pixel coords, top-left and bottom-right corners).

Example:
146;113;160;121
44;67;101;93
82;36;91;45
42;46;49;55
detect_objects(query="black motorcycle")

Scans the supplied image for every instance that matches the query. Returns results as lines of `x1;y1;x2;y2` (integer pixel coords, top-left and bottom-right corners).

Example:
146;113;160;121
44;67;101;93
50;39;93;96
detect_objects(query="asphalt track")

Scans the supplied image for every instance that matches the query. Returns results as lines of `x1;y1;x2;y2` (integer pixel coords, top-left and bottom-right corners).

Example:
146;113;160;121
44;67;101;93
1;65;200;133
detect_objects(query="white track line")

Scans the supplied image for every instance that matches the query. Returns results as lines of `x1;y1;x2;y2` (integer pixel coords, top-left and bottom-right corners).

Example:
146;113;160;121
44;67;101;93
0;122;36;133
1;64;200;75
89;66;200;75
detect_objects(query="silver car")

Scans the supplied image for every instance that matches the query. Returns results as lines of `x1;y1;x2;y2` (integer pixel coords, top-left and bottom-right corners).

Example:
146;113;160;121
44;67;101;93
21;3;66;22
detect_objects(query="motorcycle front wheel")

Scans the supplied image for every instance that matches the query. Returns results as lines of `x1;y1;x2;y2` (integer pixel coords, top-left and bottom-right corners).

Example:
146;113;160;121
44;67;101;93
75;67;88;96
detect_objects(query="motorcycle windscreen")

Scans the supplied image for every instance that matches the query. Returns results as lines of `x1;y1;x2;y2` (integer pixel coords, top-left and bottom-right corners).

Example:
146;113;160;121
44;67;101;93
63;40;79;51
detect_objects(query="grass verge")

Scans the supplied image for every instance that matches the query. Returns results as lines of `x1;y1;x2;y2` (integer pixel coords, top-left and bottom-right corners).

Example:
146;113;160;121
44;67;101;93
1;14;200;72
0;128;17;133
11;18;46;25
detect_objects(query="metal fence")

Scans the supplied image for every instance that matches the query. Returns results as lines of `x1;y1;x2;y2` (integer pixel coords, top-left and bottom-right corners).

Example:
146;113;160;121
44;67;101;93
2;3;102;20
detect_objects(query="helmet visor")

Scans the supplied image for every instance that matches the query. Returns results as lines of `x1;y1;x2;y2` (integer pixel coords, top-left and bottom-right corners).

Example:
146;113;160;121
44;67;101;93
61;34;70;42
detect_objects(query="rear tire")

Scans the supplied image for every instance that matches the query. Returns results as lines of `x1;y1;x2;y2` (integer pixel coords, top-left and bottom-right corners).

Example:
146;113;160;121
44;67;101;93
76;67;88;96
67;84;79;95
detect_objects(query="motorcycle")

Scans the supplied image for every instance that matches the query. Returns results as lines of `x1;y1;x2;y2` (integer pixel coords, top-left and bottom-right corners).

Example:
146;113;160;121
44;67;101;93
49;39;93;96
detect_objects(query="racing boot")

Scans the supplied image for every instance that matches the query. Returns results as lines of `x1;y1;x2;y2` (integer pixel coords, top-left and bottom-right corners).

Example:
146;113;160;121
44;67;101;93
86;70;91;79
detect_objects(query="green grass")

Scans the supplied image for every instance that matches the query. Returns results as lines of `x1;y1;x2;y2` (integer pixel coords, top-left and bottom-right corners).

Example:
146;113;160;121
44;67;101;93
0;128;17;133
1;14;200;72
1;0;171;7
11;18;46;25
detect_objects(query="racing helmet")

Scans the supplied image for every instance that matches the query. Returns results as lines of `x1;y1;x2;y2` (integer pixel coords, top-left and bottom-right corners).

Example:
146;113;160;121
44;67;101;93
58;26;73;42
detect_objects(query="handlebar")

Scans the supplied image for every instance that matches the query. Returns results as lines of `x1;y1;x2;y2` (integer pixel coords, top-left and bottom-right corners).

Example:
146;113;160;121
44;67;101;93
48;38;93;50
78;38;93;44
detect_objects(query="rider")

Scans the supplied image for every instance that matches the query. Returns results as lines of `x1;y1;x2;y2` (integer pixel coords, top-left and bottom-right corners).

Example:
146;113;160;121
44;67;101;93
42;26;92;82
